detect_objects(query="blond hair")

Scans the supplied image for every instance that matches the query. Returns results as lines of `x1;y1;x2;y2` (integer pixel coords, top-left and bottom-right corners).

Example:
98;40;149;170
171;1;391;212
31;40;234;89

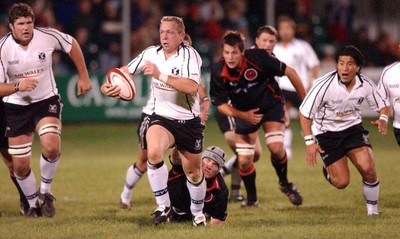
161;16;185;33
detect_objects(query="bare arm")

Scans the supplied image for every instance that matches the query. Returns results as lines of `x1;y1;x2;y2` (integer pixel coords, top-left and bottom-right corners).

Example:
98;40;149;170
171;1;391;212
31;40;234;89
0;79;38;97
370;106;390;135
69;38;92;95
285;66;306;100
217;103;262;125
198;84;210;123
299;113;324;166
143;62;198;95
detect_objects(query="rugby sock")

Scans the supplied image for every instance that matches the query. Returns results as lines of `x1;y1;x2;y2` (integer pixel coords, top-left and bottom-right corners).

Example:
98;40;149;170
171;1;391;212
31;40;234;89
147;161;170;207
121;163;144;204
363;180;379;215
187;176;206;217
284;128;293;160
271;153;289;186
219;155;237;176
10;172;29;206
230;165;242;199
40;154;60;193
239;163;257;202
15;169;38;208
322;167;332;184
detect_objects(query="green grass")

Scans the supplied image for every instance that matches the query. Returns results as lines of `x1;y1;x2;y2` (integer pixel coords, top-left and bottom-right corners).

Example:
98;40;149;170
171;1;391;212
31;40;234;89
0;119;399;239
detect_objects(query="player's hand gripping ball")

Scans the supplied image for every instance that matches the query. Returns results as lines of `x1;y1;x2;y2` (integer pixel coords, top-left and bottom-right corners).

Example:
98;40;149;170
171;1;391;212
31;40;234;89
106;68;136;101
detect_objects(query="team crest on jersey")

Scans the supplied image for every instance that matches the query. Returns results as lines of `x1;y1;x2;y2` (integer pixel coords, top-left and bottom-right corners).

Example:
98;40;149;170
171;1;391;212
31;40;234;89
171;67;180;76
38;52;46;62
244;68;257;81
48;104;57;113
357;97;364;104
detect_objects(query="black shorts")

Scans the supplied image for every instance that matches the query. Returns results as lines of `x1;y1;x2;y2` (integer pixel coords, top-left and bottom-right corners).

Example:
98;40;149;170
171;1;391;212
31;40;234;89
394;127;400;146
315;123;372;167
137;113;151;149
149;114;204;154
0;98;8;149
235;104;285;135
282;89;302;108
4;95;63;137
214;108;235;133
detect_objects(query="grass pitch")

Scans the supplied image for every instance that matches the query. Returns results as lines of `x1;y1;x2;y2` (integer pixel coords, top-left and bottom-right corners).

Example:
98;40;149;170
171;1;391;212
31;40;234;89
0;119;399;239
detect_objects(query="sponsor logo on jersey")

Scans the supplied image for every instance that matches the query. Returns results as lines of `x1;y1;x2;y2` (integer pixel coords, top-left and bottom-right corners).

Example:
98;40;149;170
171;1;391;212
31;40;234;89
48;104;58;113
244;68;257;81
38;52;46;62
14;68;45;78
388;84;399;88
8;60;19;65
171;67;180;76
331;99;343;104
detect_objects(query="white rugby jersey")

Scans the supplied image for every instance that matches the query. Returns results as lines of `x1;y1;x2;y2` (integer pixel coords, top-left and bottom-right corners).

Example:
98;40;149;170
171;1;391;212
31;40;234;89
378;62;400;128
274;38;320;91
127;44;202;120
142;81;155;115
300;71;388;135
0;28;73;105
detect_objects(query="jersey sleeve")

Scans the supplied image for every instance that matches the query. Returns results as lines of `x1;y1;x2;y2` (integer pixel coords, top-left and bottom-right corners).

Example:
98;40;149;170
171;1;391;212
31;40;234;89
40;28;73;54
299;76;329;119
182;46;202;84
364;76;389;112
207;176;228;221
209;66;229;106
247;49;287;77
127;47;152;74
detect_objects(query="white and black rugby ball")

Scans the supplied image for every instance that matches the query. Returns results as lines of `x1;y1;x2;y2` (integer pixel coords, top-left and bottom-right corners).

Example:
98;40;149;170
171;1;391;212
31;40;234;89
106;68;136;101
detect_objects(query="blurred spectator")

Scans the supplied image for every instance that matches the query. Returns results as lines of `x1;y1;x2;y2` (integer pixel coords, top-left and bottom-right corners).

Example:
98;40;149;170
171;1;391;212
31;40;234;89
348;26;378;66
294;0;313;42
326;14;349;45
98;0;123;73
75;26;99;73
374;31;398;66
69;0;98;38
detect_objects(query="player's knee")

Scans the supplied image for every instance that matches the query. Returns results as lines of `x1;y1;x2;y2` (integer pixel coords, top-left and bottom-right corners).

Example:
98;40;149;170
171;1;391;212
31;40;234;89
186;169;203;184
147;149;164;164
42;144;61;160
331;177;350;189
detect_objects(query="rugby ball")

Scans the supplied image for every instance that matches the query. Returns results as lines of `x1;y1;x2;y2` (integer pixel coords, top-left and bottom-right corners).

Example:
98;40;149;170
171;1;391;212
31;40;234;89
106;68;136;101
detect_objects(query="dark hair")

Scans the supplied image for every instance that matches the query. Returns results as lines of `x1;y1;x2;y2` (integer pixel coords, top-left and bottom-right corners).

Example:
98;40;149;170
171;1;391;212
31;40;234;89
8;3;35;24
221;30;245;52
256;25;278;38
336;45;365;68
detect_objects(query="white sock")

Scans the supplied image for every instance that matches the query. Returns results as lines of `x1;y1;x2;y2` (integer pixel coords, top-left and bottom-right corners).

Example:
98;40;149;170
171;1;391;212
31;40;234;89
219;155;237;176
363;180;379;214
121;164;143;203
147;161;170;207
230;166;242;197
16;170;38;208
187;177;206;217
284;128;292;160
40;154;60;194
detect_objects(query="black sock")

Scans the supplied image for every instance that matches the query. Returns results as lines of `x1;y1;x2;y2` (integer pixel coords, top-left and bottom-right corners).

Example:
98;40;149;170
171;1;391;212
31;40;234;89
239;165;257;202
271;153;289;186
10;173;28;204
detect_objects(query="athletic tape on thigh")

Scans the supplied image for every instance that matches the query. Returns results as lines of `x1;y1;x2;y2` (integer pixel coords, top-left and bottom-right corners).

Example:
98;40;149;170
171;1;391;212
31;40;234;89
8;143;32;158
38;123;61;137
265;131;284;144
235;143;255;156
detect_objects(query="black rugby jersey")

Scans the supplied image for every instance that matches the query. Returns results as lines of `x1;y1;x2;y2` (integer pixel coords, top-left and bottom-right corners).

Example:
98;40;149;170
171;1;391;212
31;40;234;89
210;48;286;113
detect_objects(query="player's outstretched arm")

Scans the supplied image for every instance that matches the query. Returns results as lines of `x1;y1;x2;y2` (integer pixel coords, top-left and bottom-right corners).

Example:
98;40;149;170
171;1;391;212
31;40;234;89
285;66;306;100
69;38;92;96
